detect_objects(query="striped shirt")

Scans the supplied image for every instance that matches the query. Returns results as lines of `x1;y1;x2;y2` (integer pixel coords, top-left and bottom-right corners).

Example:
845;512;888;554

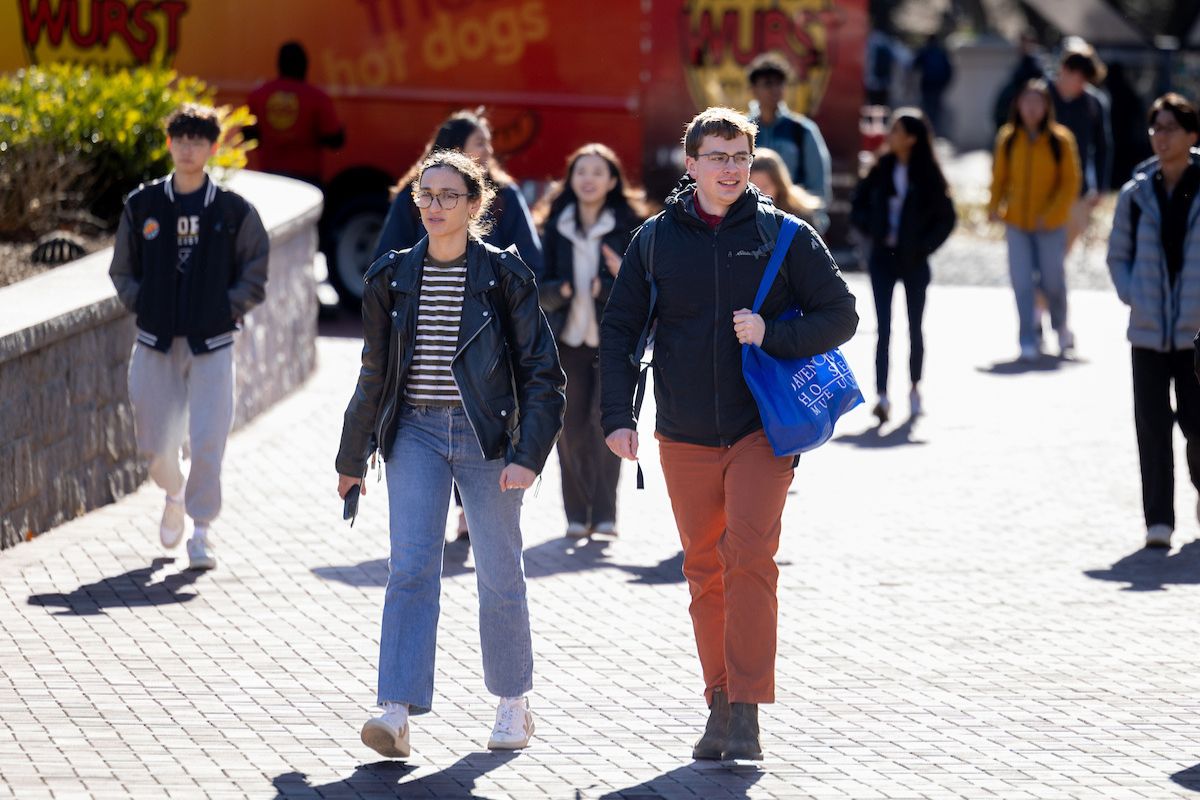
404;253;467;406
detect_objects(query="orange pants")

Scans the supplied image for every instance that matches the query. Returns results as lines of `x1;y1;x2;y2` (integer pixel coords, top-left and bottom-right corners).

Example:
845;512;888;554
657;429;794;705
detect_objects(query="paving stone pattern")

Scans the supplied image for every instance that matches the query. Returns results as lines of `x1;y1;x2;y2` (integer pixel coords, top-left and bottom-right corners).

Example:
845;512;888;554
4;272;1200;799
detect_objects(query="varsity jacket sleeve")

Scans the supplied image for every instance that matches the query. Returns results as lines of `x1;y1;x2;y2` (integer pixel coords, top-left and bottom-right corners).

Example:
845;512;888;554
228;203;270;318
760;224;859;360
108;203;142;313
1106;185;1136;305
598;222;653;436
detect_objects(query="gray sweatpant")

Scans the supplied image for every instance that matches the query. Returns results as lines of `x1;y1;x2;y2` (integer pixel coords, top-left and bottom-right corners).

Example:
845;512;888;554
128;339;235;525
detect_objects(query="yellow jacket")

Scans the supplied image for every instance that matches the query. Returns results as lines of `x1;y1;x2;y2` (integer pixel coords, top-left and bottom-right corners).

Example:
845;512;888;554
988;123;1082;232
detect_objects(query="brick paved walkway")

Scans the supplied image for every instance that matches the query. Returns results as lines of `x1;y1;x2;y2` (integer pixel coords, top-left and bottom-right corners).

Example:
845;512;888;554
5;272;1200;799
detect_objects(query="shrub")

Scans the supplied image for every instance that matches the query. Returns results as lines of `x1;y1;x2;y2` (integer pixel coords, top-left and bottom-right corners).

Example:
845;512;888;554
0;63;254;238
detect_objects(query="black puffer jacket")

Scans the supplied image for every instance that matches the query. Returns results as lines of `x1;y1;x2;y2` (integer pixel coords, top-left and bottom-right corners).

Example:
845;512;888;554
849;154;956;269
336;238;566;478
599;180;859;447
537;204;642;339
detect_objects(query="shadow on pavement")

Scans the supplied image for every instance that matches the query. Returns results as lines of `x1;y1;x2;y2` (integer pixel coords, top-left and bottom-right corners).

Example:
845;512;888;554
270;752;516;798
1083;540;1200;591
314;538;687;587
978;353;1085;375
27;557;201;616
834;417;925;448
1172;763;1200;791
599;762;763;799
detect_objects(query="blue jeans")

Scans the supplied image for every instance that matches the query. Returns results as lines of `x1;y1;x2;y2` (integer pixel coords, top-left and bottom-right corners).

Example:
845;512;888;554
1005;225;1068;350
378;404;533;714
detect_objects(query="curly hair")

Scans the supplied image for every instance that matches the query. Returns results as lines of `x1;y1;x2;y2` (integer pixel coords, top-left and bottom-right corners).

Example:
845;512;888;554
411;149;497;240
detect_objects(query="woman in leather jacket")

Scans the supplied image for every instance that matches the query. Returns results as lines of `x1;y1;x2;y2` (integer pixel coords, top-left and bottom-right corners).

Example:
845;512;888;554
336;150;565;759
534;143;648;539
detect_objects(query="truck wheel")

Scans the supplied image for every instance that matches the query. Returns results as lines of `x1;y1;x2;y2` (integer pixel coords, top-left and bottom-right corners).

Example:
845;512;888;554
328;195;388;310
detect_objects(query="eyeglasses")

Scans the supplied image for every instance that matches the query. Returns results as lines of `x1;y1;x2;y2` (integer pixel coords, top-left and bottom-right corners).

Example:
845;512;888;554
1149;123;1184;136
413;190;468;209
696;151;754;168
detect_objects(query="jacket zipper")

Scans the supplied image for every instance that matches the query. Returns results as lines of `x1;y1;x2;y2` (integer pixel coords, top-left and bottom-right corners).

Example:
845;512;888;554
712;227;725;446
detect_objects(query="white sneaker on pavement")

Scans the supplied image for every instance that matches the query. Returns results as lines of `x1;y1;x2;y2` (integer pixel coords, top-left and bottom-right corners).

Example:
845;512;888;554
160;492;185;549
361;704;411;759
488;696;534;750
565;522;588;539
186;527;217;570
909;388;922;418
1145;524;1172;549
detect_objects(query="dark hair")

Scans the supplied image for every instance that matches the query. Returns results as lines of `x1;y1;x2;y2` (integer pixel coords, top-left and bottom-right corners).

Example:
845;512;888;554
278;41;308;79
411;150;497;240
747;52;793;85
534;143;650;232
165;103;221;143
393;108;514;198
682;107;758;158
1003;79;1061;163
888;107;948;194
1061;48;1105;84
1149;92;1200;135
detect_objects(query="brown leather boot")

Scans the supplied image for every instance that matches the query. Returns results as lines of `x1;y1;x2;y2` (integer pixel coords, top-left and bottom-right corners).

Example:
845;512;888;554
722;702;763;760
691;687;730;760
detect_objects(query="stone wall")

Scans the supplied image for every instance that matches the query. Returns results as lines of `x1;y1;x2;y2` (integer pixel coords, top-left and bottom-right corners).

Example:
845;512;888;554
0;172;323;550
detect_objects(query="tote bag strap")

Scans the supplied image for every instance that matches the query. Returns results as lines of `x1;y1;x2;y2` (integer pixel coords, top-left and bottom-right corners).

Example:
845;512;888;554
750;216;800;315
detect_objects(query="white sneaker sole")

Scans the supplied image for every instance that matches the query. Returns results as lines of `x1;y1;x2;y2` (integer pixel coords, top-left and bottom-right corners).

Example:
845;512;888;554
488;717;534;750
187;556;216;571
361;720;411;759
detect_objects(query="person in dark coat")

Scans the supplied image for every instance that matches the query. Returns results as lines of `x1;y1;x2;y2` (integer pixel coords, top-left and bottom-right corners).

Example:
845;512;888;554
851;108;956;423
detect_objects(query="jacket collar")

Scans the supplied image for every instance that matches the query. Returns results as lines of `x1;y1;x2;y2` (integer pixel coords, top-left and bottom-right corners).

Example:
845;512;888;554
393;236;501;296
1131;151;1200;224
163;172;217;207
667;176;760;229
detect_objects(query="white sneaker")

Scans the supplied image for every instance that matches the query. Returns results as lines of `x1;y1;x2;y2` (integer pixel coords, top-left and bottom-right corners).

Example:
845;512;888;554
909;388;922;418
592;521;618;538
186;528;217;570
1145;524;1172;549
1057;328;1075;357
565;522;589;539
159;492;185;549
1019;344;1040;362
488;696;535;750
361;705;411;759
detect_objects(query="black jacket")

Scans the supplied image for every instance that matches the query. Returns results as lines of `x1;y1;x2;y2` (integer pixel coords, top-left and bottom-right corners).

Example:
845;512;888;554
336;237;566;478
599;181;858;447
537;204;641;339
850;154;956;269
109;175;270;353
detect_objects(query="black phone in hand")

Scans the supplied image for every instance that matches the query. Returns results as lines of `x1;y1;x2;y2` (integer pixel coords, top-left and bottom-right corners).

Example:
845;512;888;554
343;483;361;525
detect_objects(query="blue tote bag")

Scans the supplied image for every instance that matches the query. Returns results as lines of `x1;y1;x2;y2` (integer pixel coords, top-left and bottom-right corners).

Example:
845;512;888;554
741;217;863;456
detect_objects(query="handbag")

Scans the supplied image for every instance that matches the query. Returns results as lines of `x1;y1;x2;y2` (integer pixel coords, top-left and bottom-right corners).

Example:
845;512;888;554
741;216;863;456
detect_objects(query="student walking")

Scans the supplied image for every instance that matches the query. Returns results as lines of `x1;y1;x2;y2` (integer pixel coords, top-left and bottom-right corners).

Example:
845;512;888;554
1107;93;1200;550
109;103;270;571
988;79;1081;361
373;108;543;541
600;107;857;761
534;144;649;538
745;53;832;223
1050;43;1112;253
850;108;956;423
336;151;564;758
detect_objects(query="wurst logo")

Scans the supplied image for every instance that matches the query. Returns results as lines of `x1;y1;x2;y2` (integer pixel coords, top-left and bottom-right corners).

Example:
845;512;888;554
681;0;841;116
18;0;189;67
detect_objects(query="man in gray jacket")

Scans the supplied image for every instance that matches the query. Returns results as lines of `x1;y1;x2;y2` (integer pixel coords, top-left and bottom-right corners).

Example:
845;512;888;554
1108;93;1200;550
109;103;270;570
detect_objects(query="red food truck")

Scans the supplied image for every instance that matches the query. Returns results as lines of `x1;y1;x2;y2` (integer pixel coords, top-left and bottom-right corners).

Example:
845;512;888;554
1;0;868;303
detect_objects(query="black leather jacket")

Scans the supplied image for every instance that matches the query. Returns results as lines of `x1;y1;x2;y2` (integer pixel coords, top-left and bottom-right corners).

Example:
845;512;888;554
336;238;565;478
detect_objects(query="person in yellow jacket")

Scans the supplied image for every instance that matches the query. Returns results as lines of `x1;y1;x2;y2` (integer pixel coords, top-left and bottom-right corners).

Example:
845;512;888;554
989;78;1082;361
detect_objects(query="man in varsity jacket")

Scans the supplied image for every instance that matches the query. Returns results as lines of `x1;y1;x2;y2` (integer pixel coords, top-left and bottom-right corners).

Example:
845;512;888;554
109;103;270;571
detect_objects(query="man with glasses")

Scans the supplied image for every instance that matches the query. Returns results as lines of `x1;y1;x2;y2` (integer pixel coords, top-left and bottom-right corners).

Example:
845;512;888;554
1108;93;1200;551
599;107;857;761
